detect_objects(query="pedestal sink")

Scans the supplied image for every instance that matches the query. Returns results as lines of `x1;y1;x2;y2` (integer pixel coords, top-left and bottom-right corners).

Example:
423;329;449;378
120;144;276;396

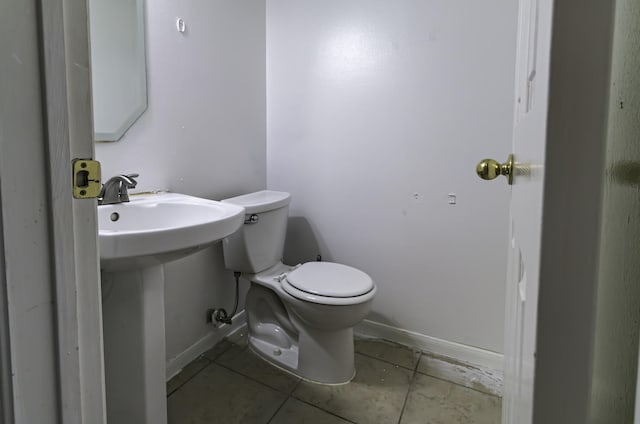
98;193;245;424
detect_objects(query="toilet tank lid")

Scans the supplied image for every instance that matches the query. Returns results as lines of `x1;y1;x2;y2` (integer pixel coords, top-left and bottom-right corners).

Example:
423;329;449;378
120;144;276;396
286;262;374;298
221;190;291;214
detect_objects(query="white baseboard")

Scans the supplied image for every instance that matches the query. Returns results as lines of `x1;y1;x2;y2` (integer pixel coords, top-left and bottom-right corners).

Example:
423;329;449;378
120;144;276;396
166;315;504;396
355;319;504;373
166;311;246;380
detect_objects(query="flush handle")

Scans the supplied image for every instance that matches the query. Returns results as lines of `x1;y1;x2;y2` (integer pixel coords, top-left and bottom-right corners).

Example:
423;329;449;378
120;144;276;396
244;214;259;224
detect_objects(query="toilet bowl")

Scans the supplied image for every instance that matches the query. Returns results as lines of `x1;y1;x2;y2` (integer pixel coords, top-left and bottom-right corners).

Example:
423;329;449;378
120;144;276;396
222;191;376;384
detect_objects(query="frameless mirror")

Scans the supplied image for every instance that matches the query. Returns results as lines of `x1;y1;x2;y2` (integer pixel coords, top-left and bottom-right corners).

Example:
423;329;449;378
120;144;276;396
89;0;147;142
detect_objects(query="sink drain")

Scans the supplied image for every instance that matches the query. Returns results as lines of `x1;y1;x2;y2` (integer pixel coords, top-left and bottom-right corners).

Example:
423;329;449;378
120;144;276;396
110;212;120;222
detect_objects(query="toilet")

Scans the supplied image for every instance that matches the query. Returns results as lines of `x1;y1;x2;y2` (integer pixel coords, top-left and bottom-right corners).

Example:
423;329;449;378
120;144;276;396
222;190;376;384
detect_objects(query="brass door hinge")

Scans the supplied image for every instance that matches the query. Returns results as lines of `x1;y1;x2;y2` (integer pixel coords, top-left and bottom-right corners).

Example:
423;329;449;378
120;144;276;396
73;159;102;199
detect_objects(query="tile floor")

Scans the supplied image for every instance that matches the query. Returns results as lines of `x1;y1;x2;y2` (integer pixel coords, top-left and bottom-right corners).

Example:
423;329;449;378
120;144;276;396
167;331;501;424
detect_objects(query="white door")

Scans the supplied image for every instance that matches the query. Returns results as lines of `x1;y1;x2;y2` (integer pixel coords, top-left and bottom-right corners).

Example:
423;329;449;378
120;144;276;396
1;0;106;422
496;0;636;421
499;0;553;421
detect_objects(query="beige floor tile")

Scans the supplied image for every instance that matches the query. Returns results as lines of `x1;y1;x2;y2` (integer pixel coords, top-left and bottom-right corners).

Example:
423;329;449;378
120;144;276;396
270;398;352;424
215;344;300;394
417;354;502;396
355;338;421;370
167;363;286;424
166;356;211;395
400;373;501;424
293;354;413;424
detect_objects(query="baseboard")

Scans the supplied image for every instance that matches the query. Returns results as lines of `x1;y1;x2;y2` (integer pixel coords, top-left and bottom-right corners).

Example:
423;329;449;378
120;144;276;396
167;315;504;394
166;311;246;380
355;319;504;374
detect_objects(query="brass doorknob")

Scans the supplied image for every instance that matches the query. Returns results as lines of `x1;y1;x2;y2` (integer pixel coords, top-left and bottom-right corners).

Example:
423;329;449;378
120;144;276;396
476;154;514;185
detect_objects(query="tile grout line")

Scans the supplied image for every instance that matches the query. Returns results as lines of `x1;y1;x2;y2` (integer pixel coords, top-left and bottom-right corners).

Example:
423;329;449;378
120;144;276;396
171;337;500;423
395;356;422;424
414;370;503;398
214;348;356;423
357;340;503;392
174;340;501;399
227;337;497;398
265;394;289;424
354;350;419;372
166;356;212;397
167;339;241;397
167;339;246;399
413;354;422;375
213;358;299;396
217;339;237;356
232;350;355;422
195;342;497;423
396;368;417;424
413;351;502;398
290;396;358;424
290;377;302;393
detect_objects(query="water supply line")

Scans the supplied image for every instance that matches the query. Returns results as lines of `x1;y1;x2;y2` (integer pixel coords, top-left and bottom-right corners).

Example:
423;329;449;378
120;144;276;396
208;271;241;325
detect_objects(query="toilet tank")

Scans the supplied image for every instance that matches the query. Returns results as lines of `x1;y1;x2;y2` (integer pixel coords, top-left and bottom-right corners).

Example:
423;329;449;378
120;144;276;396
221;190;291;273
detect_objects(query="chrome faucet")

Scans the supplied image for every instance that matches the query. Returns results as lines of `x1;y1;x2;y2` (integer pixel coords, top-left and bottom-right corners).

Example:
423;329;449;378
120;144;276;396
98;174;139;205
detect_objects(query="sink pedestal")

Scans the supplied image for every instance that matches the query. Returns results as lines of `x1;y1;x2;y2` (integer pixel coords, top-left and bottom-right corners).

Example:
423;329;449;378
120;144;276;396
102;265;167;424
97;192;245;424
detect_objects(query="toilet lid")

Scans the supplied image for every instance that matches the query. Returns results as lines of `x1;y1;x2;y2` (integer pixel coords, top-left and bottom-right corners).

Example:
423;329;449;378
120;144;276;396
285;262;374;298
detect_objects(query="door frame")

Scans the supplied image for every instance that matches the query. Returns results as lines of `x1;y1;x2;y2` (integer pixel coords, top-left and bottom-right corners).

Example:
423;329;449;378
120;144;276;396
1;0;105;422
533;0;617;421
0;0;627;422
42;0;106;421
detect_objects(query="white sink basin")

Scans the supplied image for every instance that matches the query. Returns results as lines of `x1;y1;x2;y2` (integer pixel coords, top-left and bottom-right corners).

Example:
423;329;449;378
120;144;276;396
98;192;245;271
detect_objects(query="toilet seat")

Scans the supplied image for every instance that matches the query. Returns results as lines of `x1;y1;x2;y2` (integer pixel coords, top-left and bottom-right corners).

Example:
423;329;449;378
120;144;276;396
281;262;376;305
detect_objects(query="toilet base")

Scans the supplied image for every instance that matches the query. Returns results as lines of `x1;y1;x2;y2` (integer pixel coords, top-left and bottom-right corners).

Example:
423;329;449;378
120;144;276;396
244;268;368;385
248;330;356;385
249;334;299;374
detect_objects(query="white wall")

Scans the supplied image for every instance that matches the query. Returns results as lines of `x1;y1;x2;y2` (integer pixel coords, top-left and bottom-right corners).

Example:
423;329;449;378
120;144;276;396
266;0;517;352
95;0;266;363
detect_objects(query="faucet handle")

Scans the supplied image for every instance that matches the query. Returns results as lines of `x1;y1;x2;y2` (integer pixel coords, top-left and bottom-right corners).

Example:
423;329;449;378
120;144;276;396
119;174;139;202
118;174;139;190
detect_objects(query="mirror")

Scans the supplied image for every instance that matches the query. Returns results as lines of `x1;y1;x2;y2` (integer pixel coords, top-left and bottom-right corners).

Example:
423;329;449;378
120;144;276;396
89;0;147;142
